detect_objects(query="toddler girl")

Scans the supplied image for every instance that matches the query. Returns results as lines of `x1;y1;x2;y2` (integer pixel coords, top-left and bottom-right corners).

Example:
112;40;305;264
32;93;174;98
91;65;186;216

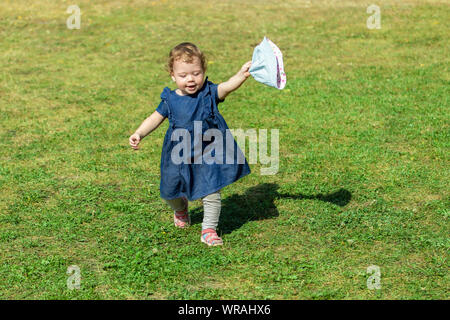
129;42;252;246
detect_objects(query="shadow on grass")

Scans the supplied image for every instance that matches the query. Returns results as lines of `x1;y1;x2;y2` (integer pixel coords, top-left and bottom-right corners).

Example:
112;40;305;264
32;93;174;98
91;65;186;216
190;183;352;235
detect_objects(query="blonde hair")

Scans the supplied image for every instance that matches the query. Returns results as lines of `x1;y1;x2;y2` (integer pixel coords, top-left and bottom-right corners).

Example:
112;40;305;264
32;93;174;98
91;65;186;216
167;42;207;74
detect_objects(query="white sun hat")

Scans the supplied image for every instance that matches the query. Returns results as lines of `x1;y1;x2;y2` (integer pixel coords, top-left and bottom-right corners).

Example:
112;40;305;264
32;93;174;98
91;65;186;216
249;36;286;90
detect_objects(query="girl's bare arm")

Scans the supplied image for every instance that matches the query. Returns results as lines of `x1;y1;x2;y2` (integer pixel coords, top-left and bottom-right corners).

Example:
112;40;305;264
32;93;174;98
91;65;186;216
134;111;166;138
217;61;252;101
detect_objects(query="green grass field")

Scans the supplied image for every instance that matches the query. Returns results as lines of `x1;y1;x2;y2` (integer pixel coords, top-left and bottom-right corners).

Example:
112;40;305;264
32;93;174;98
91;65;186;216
0;0;448;299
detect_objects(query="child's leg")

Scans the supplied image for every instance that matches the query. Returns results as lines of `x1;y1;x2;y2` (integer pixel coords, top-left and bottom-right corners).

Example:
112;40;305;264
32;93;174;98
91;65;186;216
164;197;189;228
164;197;187;212
201;190;223;246
201;190;221;230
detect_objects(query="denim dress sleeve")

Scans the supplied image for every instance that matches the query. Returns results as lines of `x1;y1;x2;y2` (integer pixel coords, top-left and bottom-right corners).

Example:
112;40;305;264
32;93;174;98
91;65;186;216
155;100;168;118
155;87;170;118
207;82;225;105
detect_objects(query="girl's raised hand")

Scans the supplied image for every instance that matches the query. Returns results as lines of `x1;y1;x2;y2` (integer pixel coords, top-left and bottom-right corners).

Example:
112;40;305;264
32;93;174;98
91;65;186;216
239;61;252;78
129;132;141;150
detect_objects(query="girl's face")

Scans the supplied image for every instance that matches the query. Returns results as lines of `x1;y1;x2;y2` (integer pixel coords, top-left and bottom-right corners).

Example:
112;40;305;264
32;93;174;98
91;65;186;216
171;57;205;96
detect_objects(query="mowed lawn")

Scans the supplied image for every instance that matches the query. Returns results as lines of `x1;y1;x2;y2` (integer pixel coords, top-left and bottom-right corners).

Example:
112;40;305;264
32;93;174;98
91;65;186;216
0;0;448;299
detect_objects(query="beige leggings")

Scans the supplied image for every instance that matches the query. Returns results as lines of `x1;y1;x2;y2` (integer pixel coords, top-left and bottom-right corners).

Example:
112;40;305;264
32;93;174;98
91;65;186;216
164;190;221;230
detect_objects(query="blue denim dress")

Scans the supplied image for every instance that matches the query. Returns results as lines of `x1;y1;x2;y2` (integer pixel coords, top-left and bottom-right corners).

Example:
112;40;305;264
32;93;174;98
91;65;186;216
155;77;251;201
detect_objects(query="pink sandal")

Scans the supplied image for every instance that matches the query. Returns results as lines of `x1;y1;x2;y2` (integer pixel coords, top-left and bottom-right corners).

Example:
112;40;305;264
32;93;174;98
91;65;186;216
173;197;190;228
201;228;223;247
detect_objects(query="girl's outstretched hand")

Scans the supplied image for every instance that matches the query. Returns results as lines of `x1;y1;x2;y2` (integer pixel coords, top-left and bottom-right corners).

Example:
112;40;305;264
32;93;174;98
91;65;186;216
129;132;141;150
239;61;252;78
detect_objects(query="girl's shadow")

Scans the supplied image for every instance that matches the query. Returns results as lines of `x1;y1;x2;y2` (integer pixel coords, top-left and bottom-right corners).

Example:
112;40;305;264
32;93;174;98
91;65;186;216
190;183;351;235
